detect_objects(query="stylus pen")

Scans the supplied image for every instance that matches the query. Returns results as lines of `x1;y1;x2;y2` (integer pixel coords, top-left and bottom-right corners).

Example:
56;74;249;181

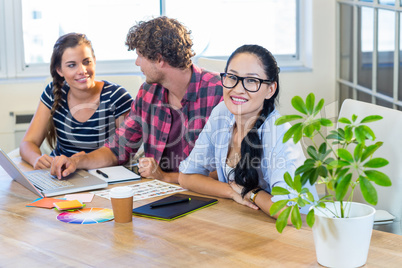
150;198;191;208
96;169;109;178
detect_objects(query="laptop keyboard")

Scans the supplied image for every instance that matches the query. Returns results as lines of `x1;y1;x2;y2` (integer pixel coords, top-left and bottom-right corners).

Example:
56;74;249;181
27;171;73;191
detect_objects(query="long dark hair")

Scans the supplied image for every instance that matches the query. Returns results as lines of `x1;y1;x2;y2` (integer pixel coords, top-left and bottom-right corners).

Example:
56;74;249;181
225;45;280;197
46;33;94;149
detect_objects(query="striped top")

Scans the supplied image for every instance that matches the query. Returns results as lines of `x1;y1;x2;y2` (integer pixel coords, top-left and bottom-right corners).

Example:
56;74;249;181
41;80;133;157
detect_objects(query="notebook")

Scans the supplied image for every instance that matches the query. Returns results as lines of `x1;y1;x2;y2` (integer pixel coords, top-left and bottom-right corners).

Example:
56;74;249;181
132;193;218;221
88;165;140;183
0;148;107;197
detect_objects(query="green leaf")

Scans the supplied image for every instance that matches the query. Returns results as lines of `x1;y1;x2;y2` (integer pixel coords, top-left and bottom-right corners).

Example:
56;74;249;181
307;191;315;202
269;199;289;217
338;117;351;124
335;173;352;201
327;132;343;141
364;170;392;186
283;122;302;143
344;126;353;142
361;142;383;161
291;206;302;229
306;209;315;228
276;207;292;233
363;158;389;168
305;93;315;114
318;143;327;155
297;197;307;207
291;96;308;115
355;125;366;143
352;114;358;122
303;123;316;137
294;173;302;192
317;200;328;207
354;144;363;162
292;123;304;144
283;172;294;189
275;115;304;125
359;176;378;205
317;165;328;178
303;169;318;186
320;118;333;127
312;120;322;131
360;115;383;123
307;146;318;160
272;186;291;195
337;148;354;163
300;187;309;194
295;162;315;175
361;125;376;141
313;99;325;116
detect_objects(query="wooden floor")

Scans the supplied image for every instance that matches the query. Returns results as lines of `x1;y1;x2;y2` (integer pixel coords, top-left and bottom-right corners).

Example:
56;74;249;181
1;164;402;267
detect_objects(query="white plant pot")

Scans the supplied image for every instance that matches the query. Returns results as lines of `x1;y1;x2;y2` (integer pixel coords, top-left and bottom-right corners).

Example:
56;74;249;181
312;202;375;268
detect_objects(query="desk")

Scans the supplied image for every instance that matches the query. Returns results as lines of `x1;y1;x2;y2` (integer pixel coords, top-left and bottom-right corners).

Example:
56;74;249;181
1;162;402;267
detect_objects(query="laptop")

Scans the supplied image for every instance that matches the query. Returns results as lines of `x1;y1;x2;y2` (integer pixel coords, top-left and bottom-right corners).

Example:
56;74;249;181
0;148;108;197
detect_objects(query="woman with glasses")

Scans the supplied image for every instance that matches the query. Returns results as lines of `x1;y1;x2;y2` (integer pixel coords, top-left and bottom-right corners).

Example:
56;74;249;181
179;44;318;218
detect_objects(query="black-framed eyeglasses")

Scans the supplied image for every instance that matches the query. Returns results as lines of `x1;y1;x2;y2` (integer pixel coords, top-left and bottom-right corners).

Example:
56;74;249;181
220;73;272;92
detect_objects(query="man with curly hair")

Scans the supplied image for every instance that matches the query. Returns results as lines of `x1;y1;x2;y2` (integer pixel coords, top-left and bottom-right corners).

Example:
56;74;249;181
51;16;223;184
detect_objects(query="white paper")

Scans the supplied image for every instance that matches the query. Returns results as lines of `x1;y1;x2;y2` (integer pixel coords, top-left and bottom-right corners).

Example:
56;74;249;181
88;166;140;183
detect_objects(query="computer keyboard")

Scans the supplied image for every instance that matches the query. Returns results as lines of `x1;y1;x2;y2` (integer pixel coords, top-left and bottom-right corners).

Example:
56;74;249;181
27;171;73;191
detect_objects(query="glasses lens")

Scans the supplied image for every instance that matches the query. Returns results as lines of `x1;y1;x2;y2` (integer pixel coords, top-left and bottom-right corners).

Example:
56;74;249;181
243;77;260;92
222;73;238;88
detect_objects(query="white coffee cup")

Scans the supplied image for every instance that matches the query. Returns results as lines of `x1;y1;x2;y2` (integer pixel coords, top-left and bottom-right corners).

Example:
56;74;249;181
109;186;134;223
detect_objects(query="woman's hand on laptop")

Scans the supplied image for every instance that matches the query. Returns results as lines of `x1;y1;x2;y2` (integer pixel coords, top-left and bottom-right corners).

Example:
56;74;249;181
33;154;54;170
50;155;78;180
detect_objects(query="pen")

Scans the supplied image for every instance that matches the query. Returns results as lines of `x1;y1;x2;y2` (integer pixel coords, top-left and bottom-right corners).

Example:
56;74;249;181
150;198;191;208
96;169;108;178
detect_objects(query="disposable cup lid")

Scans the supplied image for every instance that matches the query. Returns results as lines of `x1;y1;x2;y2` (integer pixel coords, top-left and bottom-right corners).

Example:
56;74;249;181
109;186;134;198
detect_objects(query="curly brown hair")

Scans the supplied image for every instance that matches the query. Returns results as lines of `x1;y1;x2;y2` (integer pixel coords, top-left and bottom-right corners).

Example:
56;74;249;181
126;16;195;69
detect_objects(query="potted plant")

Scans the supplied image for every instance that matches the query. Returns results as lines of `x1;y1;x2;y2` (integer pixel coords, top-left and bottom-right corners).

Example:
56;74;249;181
270;93;392;267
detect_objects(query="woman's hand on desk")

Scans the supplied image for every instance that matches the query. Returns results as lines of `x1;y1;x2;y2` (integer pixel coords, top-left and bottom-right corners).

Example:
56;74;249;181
33;154;54;170
229;182;259;210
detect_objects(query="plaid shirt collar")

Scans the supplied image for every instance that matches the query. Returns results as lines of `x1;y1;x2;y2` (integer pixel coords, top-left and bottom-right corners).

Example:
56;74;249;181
157;64;203;104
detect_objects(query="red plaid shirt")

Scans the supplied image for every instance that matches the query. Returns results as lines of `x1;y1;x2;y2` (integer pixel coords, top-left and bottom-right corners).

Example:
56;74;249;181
105;65;223;165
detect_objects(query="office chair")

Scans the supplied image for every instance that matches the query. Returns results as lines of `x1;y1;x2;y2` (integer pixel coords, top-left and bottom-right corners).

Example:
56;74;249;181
338;99;402;223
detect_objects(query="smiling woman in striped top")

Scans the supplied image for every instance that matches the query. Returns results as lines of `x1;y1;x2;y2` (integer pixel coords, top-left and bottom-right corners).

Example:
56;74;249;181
20;33;133;169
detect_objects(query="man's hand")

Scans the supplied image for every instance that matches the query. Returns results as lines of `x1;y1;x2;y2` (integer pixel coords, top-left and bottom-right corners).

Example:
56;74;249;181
33;154;54;170
51;155;78;179
138;157;165;180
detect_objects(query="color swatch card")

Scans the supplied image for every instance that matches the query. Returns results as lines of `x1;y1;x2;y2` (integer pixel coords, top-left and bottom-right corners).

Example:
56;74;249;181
91;180;186;201
57;208;114;224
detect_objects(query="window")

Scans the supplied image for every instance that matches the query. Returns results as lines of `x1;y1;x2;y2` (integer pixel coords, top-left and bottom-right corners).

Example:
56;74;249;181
1;0;301;79
337;0;402;111
165;0;297;62
0;0;7;78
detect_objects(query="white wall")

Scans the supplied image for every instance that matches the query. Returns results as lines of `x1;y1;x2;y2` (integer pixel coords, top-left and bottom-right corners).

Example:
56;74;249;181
0;0;336;153
279;0;336;118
